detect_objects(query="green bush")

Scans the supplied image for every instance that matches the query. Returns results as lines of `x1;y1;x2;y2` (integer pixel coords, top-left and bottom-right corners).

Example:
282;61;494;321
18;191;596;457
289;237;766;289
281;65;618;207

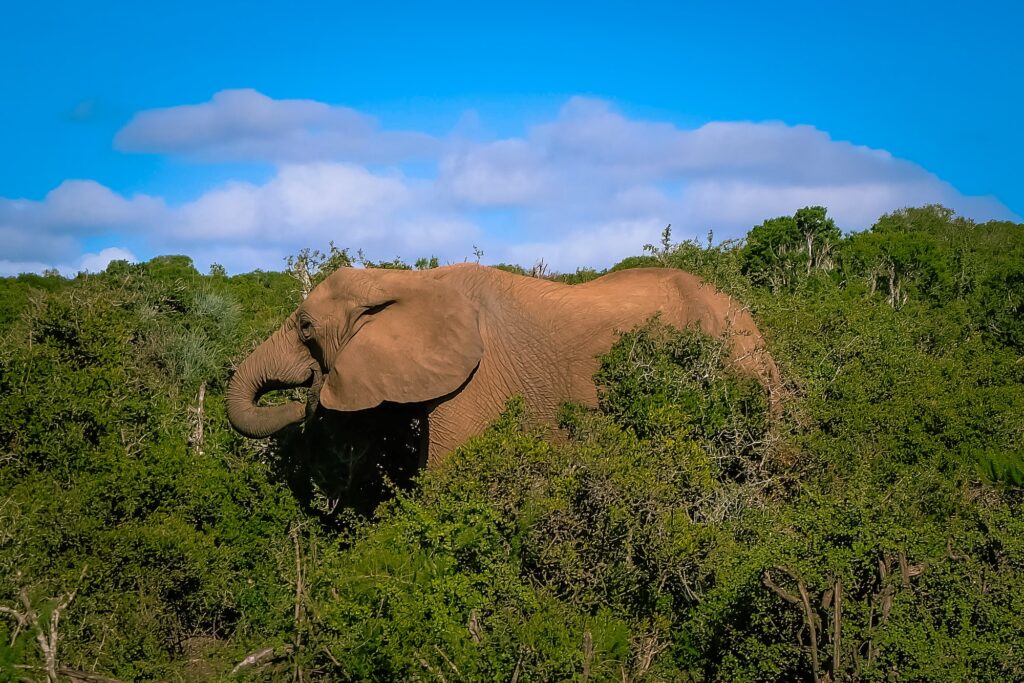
1;206;1022;680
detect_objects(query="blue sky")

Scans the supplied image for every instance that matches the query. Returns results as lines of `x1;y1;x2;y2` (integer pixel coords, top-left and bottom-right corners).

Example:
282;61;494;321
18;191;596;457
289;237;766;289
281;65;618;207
1;0;1020;274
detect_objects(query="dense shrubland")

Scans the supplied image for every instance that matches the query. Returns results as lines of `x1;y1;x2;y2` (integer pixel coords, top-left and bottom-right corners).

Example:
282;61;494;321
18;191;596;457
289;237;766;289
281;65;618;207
0;205;1021;681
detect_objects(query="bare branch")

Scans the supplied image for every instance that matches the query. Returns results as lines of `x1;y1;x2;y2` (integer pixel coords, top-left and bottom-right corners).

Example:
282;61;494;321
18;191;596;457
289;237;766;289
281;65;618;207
467;609;482;644
510;653;523;683
231;646;292;675
0;604;27;646
189;383;206;455
832;578;842;681
16;566;89;683
433;644;461;676
417;654;448;683
797;580;821;683
291;524;305;683
582;630;593;683
762;569;800;605
58;667;128;683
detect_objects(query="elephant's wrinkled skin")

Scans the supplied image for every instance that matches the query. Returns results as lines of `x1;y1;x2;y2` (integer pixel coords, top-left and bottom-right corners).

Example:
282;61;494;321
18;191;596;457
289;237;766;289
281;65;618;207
227;264;780;464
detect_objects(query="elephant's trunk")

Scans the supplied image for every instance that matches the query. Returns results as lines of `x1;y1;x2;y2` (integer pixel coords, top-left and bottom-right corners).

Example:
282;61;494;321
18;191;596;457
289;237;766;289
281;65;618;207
227;322;316;438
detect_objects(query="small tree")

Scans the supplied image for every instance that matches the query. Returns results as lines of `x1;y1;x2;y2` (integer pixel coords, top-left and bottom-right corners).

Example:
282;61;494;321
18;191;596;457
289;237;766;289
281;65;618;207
742;206;840;291
285;242;353;300
355;250;412;270
642;224;674;264
842;206;958;309
414;256;439;270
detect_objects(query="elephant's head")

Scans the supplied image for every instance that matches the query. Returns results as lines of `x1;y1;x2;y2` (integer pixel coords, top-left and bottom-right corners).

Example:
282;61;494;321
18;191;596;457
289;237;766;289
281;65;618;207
226;267;484;439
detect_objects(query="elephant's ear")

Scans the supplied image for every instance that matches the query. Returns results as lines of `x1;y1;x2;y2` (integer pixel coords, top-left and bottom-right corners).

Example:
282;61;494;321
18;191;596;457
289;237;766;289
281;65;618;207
319;276;483;412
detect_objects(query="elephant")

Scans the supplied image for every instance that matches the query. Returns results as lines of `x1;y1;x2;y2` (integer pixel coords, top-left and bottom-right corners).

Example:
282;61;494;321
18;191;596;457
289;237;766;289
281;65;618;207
226;264;780;465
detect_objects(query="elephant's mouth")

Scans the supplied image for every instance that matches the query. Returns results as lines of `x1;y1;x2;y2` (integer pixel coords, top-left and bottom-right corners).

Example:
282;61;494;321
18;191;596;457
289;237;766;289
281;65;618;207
227;360;324;439
305;366;325;420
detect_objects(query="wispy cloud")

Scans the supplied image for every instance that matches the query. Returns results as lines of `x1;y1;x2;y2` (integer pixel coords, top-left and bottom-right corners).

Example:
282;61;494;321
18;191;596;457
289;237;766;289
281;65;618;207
0;180;161;267
0;247;137;278
161;162;479;272
0;180;164;232
114;89;439;164
1;91;1016;275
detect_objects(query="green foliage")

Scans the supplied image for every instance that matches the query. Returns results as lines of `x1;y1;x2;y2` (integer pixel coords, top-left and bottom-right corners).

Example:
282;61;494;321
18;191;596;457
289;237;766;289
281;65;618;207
0;263;300;680
595;320;769;457
141;254;201;282
1;205;1022;680
415;255;440;270
355;249;413;270
550;267;603;284
841;206;1024;346
491;262;604;284
299;306;1024;681
285;242;354;300
0;270;68;327
610;254;661;271
742;206;841;291
304;338;772;681
492;263;529;275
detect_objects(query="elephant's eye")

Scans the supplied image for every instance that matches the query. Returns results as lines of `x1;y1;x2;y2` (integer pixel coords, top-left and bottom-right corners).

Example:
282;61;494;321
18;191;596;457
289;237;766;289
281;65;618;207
298;318;314;340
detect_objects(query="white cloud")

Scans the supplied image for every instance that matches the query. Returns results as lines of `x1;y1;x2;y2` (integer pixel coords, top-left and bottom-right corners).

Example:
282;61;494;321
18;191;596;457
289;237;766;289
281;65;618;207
0;180;164;235
114;89;438;163
270;163;411;229
160;162;476;271
0;246;136;278
522;98;914;186
43;180;164;228
439;139;552;206
1;93;1017;276
173;181;263;241
0;226;79;263
78;247;137;273
496;219;666;270
0;259;58;278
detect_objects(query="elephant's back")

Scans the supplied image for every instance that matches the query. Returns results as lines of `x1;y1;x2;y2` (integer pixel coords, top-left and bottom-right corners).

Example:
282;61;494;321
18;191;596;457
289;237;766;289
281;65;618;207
573;267;729;333
572;267;778;391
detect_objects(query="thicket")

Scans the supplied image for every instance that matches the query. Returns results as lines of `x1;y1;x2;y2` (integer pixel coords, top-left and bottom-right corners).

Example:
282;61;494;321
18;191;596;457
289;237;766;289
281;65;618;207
0;205;1021;681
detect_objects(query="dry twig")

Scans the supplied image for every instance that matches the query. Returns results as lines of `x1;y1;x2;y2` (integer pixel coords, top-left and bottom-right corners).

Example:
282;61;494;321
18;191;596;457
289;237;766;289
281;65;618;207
189;382;206;455
582;630;593;683
291;523;305;683
6;566;89;683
